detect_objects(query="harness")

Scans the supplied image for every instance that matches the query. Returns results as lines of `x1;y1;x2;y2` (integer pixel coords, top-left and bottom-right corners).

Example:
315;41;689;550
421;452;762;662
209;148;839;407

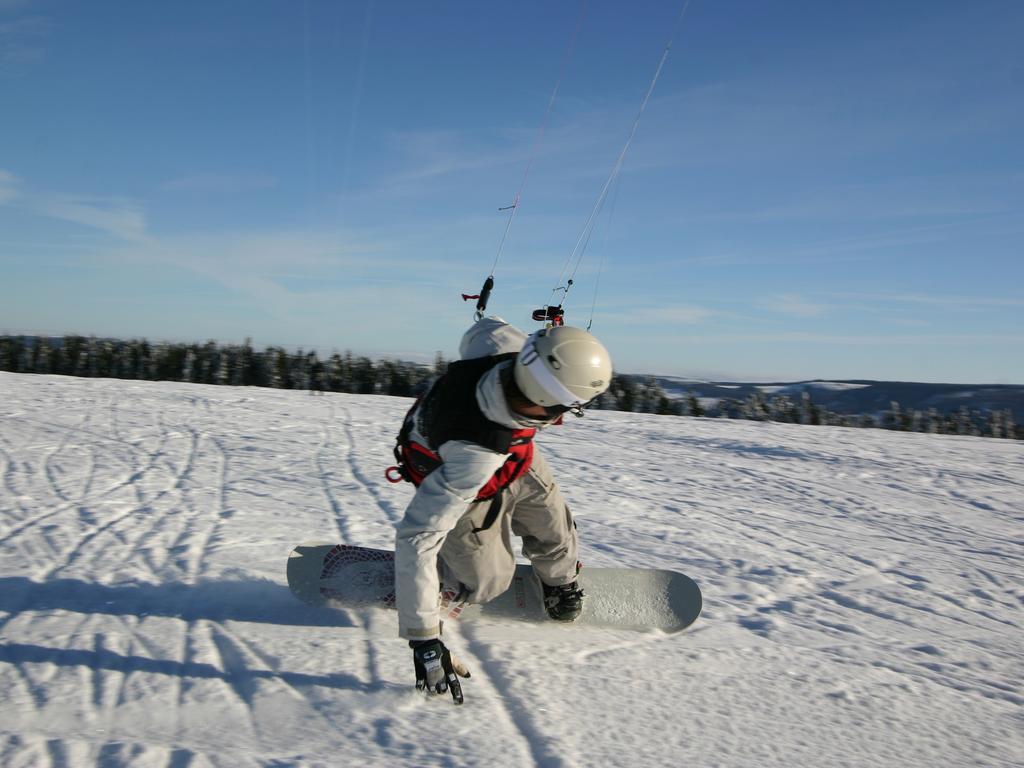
385;355;536;528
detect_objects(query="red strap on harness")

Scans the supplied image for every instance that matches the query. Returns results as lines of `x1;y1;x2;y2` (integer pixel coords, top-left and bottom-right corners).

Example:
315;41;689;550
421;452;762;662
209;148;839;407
387;435;534;502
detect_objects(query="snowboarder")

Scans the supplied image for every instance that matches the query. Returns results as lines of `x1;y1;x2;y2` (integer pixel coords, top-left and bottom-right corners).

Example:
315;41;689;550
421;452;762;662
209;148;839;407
392;317;613;703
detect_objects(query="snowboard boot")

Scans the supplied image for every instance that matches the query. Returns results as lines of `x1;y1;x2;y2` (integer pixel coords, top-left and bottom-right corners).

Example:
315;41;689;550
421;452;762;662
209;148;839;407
542;580;585;622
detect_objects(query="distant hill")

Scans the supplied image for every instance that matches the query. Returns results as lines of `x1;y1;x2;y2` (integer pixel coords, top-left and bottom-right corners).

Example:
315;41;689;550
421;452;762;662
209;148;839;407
650;377;1024;422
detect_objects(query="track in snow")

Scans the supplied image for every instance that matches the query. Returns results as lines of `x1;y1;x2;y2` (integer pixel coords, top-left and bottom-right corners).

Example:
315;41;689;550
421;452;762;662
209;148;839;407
0;372;1021;767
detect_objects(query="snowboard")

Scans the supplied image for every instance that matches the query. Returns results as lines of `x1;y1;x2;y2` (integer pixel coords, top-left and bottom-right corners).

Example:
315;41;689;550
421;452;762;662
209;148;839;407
287;543;702;633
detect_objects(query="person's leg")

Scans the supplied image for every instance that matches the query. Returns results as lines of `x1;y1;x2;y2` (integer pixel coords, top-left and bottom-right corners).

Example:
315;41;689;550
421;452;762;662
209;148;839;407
438;495;518;604
507;449;579;587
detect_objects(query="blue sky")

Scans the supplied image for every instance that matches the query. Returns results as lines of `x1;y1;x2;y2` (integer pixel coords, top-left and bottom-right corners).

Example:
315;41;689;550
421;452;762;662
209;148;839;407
2;1;1022;384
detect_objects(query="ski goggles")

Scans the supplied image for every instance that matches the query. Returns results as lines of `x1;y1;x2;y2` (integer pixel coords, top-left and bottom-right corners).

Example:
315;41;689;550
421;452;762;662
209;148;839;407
542;403;572;417
540;400;591;420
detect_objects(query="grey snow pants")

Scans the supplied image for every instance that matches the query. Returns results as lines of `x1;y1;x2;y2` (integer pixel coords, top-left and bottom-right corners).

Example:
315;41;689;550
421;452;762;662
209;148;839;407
438;449;579;604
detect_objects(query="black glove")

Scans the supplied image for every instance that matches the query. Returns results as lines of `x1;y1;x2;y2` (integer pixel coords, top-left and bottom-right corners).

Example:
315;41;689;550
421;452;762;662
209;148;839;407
410;639;471;705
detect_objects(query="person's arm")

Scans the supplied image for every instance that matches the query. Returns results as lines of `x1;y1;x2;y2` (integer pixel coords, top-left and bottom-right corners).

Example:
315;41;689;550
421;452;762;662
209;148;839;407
394;440;504;639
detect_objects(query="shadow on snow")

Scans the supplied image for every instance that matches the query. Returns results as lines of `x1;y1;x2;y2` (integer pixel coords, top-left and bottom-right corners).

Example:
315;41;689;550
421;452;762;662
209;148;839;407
0;575;356;628
0;641;382;693
0;576;396;692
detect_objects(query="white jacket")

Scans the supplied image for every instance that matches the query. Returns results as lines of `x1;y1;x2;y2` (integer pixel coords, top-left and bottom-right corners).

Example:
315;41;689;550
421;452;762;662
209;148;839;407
394;317;538;639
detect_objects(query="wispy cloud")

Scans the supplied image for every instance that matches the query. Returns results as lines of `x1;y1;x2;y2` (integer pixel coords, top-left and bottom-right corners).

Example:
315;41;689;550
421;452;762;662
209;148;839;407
354;109;622;204
611;303;719;325
96;226;466;307
159;171;278;193
0;14;47;70
760;294;827;318
1;171;149;242
688;332;1024;346
359;130;565;206
740;195;1008;224
0;169;21;204
137;228;455;278
833;291;1024;311
382;129;516;185
663;218;991;270
109;231;459;344
37;197;148;242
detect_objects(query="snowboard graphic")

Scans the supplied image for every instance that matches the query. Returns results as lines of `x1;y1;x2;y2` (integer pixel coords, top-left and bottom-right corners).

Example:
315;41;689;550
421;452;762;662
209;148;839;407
287;543;702;633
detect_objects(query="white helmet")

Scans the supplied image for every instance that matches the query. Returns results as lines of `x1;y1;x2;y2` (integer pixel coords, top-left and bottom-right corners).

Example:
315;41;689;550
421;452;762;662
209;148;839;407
514;326;613;408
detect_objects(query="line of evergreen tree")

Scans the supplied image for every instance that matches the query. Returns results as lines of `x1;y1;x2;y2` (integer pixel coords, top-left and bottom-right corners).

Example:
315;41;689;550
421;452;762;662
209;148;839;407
0;335;442;397
1;335;1019;440
602;373;1021;440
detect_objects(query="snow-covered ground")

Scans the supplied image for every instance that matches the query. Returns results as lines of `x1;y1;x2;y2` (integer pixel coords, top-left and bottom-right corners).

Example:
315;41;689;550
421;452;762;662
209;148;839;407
757;381;872;394
1;372;1021;768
